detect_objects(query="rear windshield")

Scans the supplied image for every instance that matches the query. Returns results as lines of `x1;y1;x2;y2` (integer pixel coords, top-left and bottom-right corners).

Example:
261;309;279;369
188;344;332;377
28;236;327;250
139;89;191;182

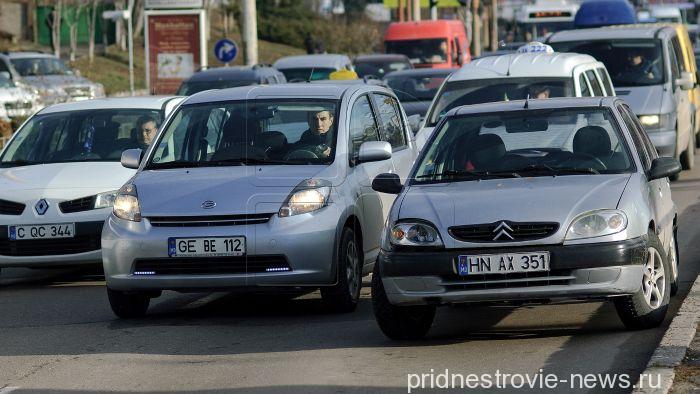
385;73;448;102
279;68;335;82
354;60;410;78
427;77;574;126
550;40;665;87
177;79;259;95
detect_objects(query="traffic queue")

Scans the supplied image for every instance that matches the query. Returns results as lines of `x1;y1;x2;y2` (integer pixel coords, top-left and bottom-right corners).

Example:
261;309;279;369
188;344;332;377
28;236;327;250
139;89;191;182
0;22;693;340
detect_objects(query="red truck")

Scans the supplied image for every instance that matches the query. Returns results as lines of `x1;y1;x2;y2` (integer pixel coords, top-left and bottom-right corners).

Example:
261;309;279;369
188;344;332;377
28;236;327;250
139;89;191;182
384;20;470;69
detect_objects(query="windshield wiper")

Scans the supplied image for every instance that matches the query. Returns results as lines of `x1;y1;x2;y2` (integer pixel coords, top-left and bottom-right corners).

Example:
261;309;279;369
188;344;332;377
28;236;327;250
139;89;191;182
146;160;225;169
211;157;291;165
416;169;521;181
510;164;600;176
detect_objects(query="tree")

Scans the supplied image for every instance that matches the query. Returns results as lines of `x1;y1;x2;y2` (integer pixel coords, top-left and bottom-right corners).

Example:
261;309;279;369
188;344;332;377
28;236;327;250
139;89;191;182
87;0;98;63
64;0;87;62
49;0;63;58
133;0;145;38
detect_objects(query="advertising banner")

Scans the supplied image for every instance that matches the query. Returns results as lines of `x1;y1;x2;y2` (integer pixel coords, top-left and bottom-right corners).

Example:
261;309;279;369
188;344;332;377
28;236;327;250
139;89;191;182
145;10;207;95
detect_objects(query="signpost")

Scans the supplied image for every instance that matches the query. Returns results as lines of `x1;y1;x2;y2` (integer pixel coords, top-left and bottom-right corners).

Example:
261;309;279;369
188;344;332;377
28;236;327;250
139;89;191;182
214;38;238;65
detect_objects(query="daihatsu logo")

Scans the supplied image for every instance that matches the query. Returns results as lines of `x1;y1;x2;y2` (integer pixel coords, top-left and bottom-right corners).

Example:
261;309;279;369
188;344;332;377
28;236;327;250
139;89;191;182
493;222;514;241
201;200;216;209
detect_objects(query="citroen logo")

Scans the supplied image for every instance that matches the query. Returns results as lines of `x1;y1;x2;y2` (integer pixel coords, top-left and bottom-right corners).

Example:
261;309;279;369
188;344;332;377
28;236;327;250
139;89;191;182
35;199;49;215
201;200;216;209
493;221;514;241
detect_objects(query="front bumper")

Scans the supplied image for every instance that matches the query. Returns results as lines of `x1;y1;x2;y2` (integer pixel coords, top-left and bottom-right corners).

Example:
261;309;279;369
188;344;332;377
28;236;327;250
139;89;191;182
379;237;647;306
647;129;677;157
102;206;341;292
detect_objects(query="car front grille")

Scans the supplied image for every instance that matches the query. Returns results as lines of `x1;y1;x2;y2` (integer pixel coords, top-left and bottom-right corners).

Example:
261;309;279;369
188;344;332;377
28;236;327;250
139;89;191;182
0;235;101;256
147;213;274;227
441;269;574;290
132;255;290;275
64;86;90;97
0;199;26;215
59;196;95;213
449;221;559;243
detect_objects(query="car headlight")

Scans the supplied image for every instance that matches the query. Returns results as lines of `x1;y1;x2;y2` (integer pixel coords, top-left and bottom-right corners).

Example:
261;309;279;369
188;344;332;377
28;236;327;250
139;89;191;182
565;210;627;240
113;184;141;222
389;221;443;247
638;114;670;132
94;190;118;209
278;179;331;217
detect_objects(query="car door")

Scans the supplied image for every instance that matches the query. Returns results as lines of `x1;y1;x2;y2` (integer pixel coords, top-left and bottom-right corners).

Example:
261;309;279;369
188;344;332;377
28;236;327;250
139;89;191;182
669;37;692;152
348;94;392;261
370;92;414;179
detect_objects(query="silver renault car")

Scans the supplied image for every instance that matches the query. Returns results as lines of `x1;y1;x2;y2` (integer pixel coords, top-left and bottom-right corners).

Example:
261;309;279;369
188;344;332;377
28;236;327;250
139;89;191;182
371;97;681;339
102;84;417;317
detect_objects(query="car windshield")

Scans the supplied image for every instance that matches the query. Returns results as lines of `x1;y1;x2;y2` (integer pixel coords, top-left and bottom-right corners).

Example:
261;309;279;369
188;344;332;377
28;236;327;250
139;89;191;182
386;39;448;65
413;107;634;184
177;79;258;95
386;73;447;102
10;57;73;76
427;78;574;126
550;40;665;87
279;68;335;82
354;60;410;78
148;99;338;168
0;109;163;167
0;75;15;88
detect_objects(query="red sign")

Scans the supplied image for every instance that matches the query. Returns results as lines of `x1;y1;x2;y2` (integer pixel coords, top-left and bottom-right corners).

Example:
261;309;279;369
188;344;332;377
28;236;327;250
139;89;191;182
146;13;202;95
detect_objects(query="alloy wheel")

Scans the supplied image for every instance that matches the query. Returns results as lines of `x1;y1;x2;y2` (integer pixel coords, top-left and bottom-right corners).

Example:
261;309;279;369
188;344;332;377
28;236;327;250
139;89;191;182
345;240;360;299
643;247;666;309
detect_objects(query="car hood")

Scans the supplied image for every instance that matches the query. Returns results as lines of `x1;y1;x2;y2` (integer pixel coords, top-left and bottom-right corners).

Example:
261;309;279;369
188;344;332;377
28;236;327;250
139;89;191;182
399;174;631;246
135;165;328;217
0;87;33;101
614;85;665;116
22;75;94;89
0;162;134;200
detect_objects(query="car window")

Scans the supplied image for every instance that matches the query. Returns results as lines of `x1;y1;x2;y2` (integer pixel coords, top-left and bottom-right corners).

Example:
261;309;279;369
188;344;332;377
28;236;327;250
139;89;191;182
672;37;687;72
668;40;681;81
598;67;614;95
0;59;10;74
586;70;604;96
371;93;407;150
348;95;380;161
624;104;659;161
579;74;591;96
617;104;651;170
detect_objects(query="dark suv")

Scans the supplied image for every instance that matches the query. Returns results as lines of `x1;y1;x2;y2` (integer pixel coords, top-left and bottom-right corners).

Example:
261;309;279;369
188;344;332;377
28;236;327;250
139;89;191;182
176;65;286;95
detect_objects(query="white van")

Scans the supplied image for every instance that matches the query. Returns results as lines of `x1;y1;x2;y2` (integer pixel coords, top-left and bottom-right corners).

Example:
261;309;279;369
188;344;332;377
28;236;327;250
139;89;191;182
415;44;615;149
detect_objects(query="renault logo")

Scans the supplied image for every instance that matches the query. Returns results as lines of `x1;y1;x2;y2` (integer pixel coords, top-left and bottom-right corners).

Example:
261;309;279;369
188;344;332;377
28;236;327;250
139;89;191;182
493;221;514;241
35;199;49;215
201;200;216;209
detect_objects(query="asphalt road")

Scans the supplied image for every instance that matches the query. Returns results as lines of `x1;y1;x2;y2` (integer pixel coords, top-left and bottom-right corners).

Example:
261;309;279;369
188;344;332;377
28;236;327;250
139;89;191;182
1;168;700;394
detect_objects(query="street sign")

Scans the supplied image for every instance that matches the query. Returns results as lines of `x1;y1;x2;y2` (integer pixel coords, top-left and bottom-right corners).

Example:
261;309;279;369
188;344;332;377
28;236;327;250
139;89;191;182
214;38;238;63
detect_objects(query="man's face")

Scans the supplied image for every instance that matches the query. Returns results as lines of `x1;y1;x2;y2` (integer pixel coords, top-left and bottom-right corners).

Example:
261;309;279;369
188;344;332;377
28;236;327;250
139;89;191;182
308;111;333;135
536;89;550;99
629;54;643;66
141;121;157;145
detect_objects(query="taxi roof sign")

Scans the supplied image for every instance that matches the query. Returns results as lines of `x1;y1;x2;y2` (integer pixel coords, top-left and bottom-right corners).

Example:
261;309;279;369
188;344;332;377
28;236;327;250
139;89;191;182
329;69;359;80
517;42;555;54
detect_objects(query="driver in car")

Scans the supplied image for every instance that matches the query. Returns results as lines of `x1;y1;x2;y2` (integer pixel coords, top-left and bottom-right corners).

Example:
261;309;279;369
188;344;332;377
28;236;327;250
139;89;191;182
620;49;659;81
296;110;334;158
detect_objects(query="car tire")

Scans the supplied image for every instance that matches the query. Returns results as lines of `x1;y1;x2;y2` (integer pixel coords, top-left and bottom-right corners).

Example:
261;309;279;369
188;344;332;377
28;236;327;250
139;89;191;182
321;226;362;313
681;132;695;170
107;288;151;318
614;230;670;330
371;263;436;340
669;231;680;297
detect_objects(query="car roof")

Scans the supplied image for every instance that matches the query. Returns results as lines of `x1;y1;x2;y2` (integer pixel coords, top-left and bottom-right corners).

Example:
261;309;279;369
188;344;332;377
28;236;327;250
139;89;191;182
38;96;183;114
446;96;615;117
353;54;409;62
548;25;674;42
273;54;350;69
183;83;388;105
184;66;276;82
448;52;600;80
2;52;57;59
384;68;455;78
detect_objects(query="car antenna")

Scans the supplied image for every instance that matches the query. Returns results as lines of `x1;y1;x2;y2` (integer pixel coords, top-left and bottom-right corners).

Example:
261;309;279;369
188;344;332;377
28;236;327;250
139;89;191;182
307;67;315;83
524;94;529;109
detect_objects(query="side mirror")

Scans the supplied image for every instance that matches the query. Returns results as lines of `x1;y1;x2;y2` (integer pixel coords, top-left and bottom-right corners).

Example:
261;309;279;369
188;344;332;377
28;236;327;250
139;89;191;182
372;173;403;194
407;114;422;135
649;157;682;180
676;71;694;90
121;148;143;169
358;141;392;164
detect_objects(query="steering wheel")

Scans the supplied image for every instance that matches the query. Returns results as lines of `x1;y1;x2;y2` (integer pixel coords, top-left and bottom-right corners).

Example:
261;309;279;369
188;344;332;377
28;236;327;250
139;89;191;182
285;149;319;160
561;152;607;170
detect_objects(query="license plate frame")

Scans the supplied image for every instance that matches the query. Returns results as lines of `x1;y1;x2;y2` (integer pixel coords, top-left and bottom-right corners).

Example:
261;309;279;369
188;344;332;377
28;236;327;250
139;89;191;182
167;236;246;258
457;251;550;276
8;223;76;241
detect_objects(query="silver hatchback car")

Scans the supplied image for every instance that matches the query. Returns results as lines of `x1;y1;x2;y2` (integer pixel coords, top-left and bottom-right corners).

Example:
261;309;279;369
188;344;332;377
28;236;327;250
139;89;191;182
371;97;681;339
102;84;417;317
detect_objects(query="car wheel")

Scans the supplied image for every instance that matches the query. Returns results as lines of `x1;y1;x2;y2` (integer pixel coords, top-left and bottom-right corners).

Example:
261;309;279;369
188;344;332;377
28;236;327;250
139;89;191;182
614;230;670;330
681;132;695;170
107;287;151;318
321;226;362;313
371;263;435;340
669;231;680;297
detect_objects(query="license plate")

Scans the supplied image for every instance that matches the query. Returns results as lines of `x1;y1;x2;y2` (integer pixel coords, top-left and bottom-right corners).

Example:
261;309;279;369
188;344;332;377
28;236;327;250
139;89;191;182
168;236;245;257
9;223;75;240
457;252;550;275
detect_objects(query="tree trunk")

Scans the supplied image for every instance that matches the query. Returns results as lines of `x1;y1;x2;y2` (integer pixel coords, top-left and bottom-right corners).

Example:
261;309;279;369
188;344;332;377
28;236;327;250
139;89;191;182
88;0;97;63
134;0;144;38
52;0;63;58
115;0;126;51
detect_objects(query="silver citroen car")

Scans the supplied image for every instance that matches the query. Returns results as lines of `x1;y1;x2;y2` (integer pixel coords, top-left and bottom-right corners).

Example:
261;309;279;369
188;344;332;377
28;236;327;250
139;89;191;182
102;84;418;317
371;97;681;339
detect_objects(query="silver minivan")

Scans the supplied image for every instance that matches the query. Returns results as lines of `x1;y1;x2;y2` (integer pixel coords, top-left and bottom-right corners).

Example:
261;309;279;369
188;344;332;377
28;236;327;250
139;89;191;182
548;25;696;175
102;84;417;317
371;97;680;339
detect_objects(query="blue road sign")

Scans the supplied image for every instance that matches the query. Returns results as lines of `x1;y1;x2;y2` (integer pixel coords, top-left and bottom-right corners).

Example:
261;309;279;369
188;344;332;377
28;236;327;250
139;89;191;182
214;38;238;63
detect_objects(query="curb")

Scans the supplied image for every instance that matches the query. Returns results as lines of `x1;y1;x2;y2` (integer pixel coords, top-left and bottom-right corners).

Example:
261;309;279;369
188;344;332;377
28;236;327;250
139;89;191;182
633;275;700;394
